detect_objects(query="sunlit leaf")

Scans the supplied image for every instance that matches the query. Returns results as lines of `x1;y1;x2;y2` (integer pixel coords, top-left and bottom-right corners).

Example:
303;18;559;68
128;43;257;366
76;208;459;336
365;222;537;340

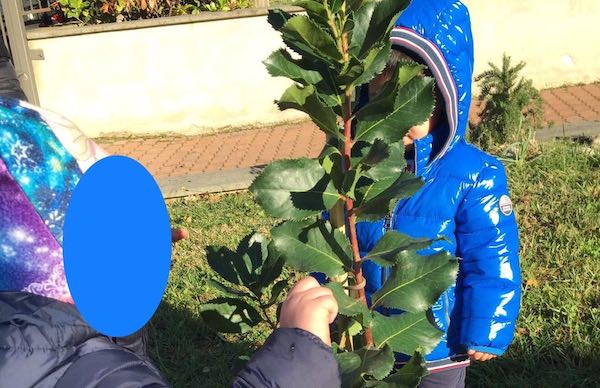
250;158;339;219
372;311;443;355
199;298;262;334
371;251;458;311
271;219;352;277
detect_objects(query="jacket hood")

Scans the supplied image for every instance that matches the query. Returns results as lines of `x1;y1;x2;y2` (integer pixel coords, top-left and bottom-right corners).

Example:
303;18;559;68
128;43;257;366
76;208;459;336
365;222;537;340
392;0;474;161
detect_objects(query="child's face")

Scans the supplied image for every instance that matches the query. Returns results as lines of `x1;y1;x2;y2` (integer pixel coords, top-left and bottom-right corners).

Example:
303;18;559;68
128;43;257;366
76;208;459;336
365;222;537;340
368;51;444;146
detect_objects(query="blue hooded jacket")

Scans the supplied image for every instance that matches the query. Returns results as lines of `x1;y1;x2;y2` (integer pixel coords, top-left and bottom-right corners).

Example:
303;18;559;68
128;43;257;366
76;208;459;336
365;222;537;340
357;0;521;365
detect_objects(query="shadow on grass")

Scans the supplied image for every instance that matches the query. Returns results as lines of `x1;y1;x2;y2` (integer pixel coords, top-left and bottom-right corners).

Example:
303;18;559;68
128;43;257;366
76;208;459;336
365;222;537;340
467;341;600;387
147;300;260;388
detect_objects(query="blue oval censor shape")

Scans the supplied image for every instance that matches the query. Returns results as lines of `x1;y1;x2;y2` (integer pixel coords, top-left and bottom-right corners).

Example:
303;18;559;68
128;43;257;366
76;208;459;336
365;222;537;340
64;156;171;337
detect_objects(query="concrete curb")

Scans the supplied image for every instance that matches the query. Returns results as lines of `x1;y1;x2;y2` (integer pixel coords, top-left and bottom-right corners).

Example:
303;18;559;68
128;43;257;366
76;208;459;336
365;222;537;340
158;121;600;199
158;166;265;199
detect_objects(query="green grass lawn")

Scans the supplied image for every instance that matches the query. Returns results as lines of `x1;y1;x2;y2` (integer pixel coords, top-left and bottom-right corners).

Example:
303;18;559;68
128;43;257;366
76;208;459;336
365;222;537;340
149;141;600;387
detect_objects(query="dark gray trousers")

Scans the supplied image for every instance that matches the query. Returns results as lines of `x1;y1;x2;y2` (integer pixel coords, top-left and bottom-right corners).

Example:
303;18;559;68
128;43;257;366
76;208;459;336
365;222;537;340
419;367;467;388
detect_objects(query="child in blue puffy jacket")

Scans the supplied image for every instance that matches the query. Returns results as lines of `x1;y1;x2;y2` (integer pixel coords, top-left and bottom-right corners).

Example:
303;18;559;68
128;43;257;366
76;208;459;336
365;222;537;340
357;1;522;387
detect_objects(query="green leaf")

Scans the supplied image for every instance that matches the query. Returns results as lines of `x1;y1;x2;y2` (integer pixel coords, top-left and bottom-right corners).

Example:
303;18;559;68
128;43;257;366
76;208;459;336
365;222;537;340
199;297;262;334
336;346;395;387
278;84;341;139
355;75;435;143
339;56;365;85
271;219;352;277
372;311;443;355
353;41;392;87
342;169;362;200
355;63;401;122
347;319;363;336
336;351;362;385
266;279;289;306
358;0;411;58
354;172;423;220
281;16;342;64
205;278;247;298
356;345;395;380
329;0;344;13
206;246;248;286
267;9;292;31
320;145;344;189
249;158;339;219
383;351;427;387
260;241;285;286
264;49;323;86
326;282;371;318
359;139;390;167
363;231;432;267
349;0;376;56
371;251;458;311
364;141;405;181
292;0;328;25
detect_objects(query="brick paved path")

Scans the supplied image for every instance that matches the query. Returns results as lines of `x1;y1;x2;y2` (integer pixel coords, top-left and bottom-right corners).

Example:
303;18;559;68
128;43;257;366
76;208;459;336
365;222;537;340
99;83;600;179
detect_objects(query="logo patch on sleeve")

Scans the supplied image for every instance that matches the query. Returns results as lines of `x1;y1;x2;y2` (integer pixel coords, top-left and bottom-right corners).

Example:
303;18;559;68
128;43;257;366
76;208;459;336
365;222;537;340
499;195;513;216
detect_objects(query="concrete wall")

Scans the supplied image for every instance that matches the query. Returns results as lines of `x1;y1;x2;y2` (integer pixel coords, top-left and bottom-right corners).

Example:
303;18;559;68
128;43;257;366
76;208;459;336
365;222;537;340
464;0;600;90
27;3;600;137
27;10;306;137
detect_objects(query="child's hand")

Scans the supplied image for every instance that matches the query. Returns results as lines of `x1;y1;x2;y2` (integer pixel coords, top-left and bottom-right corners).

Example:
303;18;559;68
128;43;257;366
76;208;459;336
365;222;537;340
403;123;429;145
279;277;339;346
467;349;497;362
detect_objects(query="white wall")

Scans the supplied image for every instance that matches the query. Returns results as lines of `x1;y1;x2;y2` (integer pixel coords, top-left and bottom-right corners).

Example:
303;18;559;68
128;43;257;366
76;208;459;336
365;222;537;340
27;3;600;137
464;0;600;89
27;12;305;137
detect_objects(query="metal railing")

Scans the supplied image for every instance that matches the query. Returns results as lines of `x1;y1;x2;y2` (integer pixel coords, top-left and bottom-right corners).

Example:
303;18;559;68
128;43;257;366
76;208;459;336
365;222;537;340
0;0;43;104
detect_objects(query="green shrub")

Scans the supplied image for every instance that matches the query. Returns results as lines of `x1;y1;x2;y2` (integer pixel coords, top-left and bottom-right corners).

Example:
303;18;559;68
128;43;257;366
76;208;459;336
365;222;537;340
59;0;251;25
470;54;544;159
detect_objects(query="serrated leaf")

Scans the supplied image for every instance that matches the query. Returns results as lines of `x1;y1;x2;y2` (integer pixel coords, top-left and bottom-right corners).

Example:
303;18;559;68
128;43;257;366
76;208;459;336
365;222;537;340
326;282;371;317
363;231;431;267
267;9;292;31
349;0;376;56
355;63;401;121
199;298;262;334
264;49;323;85
364;141;405;181
337;346;395;387
353;41;392;87
372;311;443;355
281;16;342;64
354;172;423;220
249;158;339;219
358;0;411;58
371;251;458;311
339;56;365;85
355;76;435;143
205;279;247;298
266;279;289;306
382;351;427;388
293;0;328;25
271;219;352;277
356;345;395;380
278;84;341;138
359;139;390;167
336;351;362;381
